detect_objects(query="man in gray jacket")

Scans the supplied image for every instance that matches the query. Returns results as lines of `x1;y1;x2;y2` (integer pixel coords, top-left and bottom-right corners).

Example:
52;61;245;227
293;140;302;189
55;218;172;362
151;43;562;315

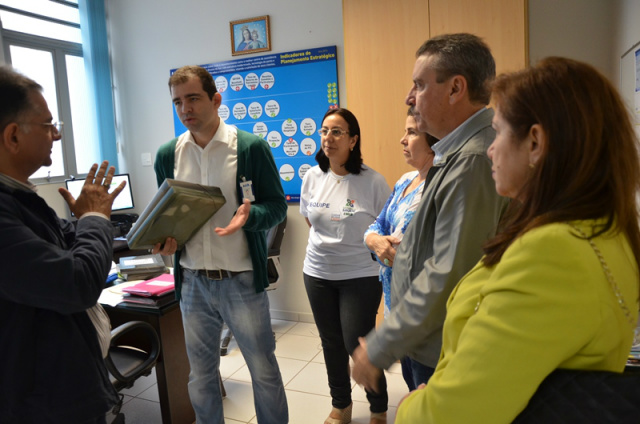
352;33;508;391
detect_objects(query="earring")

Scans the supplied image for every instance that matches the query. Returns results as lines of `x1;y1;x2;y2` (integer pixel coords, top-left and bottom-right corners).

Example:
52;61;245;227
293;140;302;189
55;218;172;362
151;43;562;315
529;163;535;169
350;147;354;152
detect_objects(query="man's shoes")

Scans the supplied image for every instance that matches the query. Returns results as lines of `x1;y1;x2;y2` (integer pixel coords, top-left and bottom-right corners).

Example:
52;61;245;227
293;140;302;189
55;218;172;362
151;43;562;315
324;402;352;424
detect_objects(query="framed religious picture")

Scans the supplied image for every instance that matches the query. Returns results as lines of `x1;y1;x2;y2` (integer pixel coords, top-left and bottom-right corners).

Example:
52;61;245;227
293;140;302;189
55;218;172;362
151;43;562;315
230;15;271;56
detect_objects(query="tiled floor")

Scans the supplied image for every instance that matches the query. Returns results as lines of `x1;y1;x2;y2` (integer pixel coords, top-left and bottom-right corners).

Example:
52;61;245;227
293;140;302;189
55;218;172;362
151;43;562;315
119;319;410;423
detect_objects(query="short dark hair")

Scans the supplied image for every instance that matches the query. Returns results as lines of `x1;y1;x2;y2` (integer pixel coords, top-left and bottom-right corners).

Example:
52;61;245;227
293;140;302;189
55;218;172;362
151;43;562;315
0;66;42;133
315;108;364;175
416;33;495;105
168;65;217;100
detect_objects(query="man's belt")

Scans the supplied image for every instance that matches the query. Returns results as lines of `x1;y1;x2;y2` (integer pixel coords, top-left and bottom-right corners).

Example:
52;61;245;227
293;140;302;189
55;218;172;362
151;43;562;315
192;269;245;280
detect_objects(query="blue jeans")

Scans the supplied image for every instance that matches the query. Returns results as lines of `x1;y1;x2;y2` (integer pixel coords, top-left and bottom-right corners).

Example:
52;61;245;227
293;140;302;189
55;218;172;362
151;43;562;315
410;358;435;388
180;269;288;424
400;356;416;391
303;273;388;413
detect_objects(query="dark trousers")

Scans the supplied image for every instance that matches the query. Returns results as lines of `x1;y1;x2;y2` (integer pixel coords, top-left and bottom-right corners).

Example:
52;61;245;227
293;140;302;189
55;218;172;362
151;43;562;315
400;356;416;391
82;415;108;424
304;273;388;413
410;358;435;388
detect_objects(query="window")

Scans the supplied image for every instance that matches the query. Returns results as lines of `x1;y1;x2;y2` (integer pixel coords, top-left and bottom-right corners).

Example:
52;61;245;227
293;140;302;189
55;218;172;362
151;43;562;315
0;0;101;182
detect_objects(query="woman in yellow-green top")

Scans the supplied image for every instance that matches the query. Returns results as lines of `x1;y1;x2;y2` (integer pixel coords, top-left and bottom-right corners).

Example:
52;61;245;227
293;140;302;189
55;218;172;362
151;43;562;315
396;57;640;424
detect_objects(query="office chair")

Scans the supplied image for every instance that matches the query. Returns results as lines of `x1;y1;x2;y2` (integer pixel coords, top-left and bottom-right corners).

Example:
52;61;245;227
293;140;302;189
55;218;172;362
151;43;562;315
220;217;287;355
104;320;161;422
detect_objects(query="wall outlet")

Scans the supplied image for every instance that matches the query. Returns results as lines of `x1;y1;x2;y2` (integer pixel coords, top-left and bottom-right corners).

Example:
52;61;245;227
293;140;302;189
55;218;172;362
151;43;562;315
141;152;152;166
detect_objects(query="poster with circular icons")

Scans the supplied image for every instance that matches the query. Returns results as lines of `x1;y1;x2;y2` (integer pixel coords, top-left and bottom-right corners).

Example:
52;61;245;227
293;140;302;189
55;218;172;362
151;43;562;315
215;76;228;93
300;138;316;156
253;122;268;138
171;45;339;202
244;73;259;91
248;102;263;119
267;131;282;148
232;103;247;120
218;104;230;121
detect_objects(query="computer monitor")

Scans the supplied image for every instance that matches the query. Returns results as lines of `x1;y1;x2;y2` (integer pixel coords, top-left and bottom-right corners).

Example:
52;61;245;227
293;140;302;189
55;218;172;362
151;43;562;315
64;173;135;215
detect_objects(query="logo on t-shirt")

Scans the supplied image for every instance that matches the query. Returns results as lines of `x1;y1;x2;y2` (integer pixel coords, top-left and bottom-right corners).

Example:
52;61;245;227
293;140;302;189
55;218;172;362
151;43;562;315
343;199;356;216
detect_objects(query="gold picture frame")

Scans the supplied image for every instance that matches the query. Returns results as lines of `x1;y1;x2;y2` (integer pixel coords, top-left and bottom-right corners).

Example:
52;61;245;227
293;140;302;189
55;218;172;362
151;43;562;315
230;15;271;56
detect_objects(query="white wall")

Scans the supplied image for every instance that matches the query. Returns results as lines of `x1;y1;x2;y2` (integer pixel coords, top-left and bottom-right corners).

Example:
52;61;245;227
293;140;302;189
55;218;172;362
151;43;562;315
614;0;640;114
105;0;345;322
528;0;638;146
528;0;616;81
614;0;640;63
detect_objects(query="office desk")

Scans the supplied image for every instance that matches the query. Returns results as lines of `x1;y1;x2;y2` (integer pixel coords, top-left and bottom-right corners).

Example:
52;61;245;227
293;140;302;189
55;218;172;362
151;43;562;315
104;301;194;424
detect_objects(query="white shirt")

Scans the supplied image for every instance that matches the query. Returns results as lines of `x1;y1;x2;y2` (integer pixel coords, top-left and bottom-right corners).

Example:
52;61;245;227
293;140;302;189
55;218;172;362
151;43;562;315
300;165;391;280
174;121;252;271
432;107;486;166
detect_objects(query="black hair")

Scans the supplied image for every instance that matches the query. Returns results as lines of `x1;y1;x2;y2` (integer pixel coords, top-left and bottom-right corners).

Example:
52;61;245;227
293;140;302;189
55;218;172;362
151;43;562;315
315;107;364;174
0;66;42;132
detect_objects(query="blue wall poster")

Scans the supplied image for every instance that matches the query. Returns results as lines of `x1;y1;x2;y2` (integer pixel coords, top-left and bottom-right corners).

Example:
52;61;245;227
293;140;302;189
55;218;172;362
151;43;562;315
171;45;339;202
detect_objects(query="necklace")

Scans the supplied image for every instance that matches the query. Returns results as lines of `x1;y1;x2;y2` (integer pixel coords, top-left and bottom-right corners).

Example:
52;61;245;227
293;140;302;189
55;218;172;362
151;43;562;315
473;223;635;330
569;223;634;327
330;167;347;184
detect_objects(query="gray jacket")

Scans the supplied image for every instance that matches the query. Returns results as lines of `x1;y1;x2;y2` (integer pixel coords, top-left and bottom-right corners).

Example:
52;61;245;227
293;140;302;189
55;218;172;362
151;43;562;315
366;108;508;369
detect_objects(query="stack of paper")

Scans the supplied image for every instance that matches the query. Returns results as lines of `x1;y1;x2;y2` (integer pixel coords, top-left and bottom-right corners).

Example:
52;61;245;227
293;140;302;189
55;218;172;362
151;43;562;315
118;254;167;280
121;273;176;309
126;178;226;250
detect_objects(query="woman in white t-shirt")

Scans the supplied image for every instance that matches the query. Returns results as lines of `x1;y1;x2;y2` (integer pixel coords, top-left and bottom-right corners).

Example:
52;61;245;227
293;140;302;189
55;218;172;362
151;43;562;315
300;108;391;424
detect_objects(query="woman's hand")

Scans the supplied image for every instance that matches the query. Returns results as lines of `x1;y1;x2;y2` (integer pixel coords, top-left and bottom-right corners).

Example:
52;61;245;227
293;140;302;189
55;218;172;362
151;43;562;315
365;233;401;267
397;383;427;409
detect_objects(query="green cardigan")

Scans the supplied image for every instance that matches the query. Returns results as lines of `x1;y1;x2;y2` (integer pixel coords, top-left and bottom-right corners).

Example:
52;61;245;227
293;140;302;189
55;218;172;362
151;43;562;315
154;129;287;298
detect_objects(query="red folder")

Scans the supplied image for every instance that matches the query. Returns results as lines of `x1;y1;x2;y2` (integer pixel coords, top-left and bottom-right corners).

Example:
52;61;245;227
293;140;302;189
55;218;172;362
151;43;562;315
122;273;175;297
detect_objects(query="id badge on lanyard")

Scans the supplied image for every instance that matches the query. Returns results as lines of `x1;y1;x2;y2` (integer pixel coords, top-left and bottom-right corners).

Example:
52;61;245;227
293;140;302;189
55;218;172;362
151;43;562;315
240;177;255;202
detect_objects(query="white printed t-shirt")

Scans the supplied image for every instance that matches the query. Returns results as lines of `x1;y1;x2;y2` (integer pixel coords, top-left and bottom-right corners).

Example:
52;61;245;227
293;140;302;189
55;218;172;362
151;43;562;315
300;165;391;280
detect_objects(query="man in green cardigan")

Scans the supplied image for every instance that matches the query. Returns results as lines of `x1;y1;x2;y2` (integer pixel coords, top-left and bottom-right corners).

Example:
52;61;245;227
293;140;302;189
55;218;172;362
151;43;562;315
153;65;288;424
